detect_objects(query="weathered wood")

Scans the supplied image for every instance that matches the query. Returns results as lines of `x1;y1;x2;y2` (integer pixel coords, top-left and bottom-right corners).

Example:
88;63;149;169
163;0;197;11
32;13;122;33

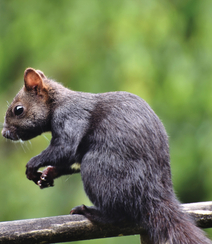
0;214;147;244
182;202;212;228
182;201;212;211
0;201;212;244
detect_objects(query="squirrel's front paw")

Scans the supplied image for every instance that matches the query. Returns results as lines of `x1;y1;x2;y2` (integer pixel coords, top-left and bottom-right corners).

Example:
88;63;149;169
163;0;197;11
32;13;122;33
37;166;57;189
25;165;42;185
37;178;54;189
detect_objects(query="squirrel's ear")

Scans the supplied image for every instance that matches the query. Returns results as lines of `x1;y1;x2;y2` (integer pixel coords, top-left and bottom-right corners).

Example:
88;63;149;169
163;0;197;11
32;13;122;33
24;68;45;92
36;69;47;79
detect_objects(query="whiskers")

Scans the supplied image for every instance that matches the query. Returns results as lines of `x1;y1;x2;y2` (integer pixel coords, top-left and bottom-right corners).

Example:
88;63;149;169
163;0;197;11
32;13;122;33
42;134;50;142
0;122;3;128
11;137;32;153
65;175;71;182
18;139;27;153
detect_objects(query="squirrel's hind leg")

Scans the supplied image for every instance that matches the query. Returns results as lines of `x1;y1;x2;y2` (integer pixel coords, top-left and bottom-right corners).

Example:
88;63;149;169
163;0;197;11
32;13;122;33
70;205;112;224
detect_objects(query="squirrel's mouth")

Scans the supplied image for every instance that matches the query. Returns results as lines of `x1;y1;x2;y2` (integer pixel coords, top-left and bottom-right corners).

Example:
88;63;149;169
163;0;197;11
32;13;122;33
2;123;44;141
1;126;19;141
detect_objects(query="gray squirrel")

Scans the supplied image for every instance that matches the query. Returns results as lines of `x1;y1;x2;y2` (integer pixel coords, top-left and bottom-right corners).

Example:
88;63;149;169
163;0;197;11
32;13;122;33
2;68;211;244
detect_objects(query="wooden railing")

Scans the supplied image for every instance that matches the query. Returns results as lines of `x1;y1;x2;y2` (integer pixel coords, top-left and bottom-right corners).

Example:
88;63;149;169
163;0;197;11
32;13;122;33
0;201;212;244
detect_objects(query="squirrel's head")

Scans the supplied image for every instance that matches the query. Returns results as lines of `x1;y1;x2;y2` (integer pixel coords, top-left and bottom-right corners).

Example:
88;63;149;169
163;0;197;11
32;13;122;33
2;68;51;141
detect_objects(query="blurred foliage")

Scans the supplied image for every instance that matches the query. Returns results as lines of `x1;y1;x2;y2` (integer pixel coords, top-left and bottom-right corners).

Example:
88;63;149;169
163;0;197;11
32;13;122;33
0;0;212;242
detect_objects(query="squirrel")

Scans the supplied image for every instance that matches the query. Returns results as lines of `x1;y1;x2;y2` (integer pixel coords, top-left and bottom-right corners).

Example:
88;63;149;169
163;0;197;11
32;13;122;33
1;68;212;244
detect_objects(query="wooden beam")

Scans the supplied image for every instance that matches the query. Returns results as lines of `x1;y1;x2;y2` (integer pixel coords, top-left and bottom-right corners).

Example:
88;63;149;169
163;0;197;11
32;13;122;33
0;201;212;244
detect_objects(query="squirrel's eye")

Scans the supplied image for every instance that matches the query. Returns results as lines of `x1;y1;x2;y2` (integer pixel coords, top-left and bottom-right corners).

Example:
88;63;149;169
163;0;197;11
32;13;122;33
14;105;24;116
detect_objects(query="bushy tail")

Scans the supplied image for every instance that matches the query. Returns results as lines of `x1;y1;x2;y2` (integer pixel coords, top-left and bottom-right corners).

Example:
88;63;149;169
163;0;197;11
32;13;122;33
166;214;211;244
147;201;212;244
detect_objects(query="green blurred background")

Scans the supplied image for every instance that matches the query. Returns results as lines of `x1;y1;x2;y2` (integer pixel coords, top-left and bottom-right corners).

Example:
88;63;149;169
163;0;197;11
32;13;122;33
0;0;212;243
